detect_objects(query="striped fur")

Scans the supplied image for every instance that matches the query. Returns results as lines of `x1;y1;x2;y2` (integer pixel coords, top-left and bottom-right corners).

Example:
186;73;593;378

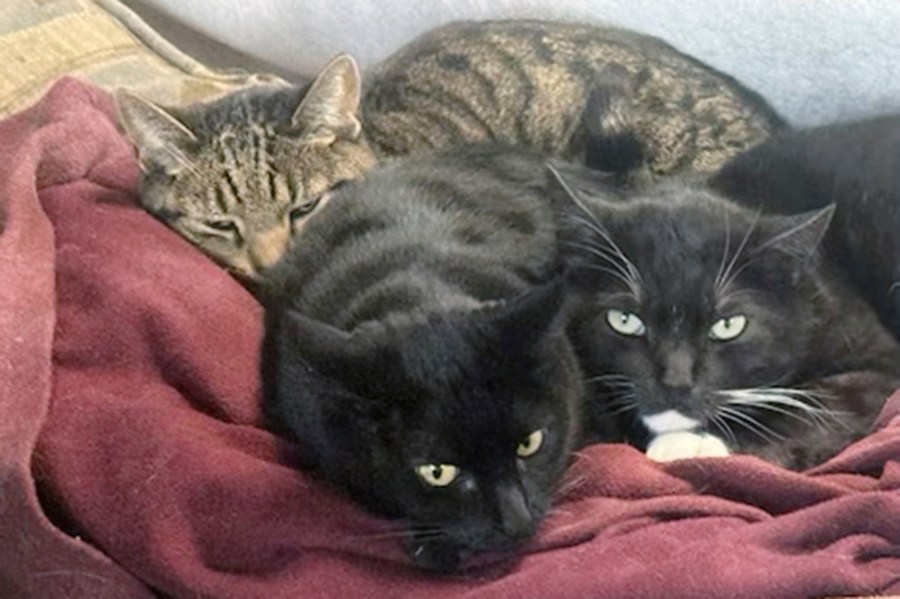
363;20;785;176
117;56;376;281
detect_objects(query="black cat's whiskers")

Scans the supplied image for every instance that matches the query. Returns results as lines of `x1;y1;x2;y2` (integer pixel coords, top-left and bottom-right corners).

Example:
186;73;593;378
349;525;449;542
719;388;847;431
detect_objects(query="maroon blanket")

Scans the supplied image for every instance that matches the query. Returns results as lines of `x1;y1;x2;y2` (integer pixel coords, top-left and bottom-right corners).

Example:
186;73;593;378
1;78;898;599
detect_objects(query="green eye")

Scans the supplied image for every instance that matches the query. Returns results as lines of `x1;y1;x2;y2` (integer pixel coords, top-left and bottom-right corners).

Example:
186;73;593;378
606;309;646;337
415;463;459;487
709;315;748;341
517;430;544;458
289;195;323;221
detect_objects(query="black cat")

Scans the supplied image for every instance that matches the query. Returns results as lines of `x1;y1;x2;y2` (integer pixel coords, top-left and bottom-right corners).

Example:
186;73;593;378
710;114;900;335
553;170;900;470
260;145;587;571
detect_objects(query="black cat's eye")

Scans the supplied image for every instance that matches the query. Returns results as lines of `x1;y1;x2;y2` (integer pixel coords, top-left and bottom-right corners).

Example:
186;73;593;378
415;463;460;487
517;430;544;458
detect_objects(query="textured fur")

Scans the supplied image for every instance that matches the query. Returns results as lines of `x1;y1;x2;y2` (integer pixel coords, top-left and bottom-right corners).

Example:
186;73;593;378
118;19;783;278
261;145;586;571
116;56;375;280
556;175;900;469
710;114;900;336
362;20;784;176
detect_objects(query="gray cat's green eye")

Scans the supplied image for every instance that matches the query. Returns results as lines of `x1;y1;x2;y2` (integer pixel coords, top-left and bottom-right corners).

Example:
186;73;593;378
517;430;544;458
709;315;747;341
606;309;646;337
415;463;459;487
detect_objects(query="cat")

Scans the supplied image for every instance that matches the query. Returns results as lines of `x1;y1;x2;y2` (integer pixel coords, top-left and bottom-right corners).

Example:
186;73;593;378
117;19;784;280
362;19;785;177
259;144;588;571
551;170;900;470
116;55;375;282
709;113;900;336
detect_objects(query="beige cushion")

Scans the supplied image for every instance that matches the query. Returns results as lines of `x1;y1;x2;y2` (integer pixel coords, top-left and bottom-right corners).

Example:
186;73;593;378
0;0;286;118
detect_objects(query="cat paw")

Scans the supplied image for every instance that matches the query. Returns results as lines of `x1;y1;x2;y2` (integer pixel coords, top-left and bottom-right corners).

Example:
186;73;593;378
646;431;730;462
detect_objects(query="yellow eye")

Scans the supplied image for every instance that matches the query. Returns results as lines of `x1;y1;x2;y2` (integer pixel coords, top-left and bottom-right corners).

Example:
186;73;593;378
606;309;646;336
517;430;544;458
709;315;748;341
415;463;459;487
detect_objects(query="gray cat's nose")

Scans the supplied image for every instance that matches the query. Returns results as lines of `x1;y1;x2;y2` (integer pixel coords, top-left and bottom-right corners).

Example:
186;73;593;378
496;484;534;540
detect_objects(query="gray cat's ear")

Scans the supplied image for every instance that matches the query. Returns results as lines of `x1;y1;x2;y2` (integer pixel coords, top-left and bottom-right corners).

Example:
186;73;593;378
761;204;835;259
291;54;362;144
116;90;197;174
282;310;374;375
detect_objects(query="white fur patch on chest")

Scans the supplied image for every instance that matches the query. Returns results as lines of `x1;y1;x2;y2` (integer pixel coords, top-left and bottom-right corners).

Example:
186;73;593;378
645;431;731;462
641;410;701;434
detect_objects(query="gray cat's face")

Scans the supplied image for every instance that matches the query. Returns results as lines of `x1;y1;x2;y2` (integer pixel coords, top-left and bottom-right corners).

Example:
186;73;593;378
117;55;377;280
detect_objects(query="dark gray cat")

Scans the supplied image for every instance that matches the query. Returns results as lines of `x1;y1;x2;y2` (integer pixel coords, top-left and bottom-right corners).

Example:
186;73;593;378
554;172;900;469
260;145;587;571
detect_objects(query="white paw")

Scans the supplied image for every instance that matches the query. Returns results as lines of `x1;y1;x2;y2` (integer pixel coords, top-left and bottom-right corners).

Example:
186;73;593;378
646;431;730;462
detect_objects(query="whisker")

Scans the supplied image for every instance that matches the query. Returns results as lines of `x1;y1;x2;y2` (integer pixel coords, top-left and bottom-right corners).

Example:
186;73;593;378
718;406;785;441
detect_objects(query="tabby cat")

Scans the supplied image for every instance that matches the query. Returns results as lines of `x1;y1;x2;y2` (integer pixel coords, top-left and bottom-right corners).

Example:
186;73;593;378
710;113;900;336
260;145;587;571
553;171;900;469
116;56;374;281
117;19;783;279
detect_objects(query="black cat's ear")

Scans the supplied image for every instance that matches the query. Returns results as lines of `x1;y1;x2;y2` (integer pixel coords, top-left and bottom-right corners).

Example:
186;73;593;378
281;309;367;375
116;90;198;174
760;204;836;259
291;54;362;144
489;276;567;346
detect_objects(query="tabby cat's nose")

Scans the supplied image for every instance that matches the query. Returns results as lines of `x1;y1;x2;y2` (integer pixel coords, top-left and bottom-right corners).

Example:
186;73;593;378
249;226;290;270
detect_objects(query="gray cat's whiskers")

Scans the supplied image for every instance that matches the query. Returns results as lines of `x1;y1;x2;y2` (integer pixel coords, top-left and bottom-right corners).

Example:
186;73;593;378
714;211;761;298
707;411;738;446
717;405;785;442
719;388;847;430
566;237;641;299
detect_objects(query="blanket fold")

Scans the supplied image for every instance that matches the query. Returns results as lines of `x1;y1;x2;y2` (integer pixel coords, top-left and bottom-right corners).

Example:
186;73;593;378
0;78;897;599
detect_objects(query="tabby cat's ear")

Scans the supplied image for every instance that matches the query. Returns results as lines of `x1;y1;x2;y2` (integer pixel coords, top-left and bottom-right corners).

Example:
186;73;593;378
291;54;362;144
762;204;836;259
115;90;198;174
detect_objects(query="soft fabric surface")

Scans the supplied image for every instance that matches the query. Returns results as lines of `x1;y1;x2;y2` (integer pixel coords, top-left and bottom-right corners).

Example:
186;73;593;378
0;0;285;119
1;79;899;598
126;0;900;128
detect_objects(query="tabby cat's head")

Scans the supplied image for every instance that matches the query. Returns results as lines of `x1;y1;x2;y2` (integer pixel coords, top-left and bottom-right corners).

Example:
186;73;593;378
270;280;582;571
117;55;376;280
554;174;843;445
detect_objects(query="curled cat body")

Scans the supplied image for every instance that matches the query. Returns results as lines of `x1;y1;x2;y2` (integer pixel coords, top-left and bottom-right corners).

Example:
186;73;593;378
117;19;784;280
553;172;900;470
260;145;588;571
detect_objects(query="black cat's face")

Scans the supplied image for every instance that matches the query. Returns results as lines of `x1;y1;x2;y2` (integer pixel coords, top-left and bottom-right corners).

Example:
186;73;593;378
559;180;834;445
271;282;582;571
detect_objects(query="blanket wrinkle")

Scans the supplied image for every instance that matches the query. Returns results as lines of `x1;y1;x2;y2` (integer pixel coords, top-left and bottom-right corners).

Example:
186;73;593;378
1;78;898;598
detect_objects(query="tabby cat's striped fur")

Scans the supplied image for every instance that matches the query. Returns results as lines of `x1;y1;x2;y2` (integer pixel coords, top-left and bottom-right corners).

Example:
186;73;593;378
117;20;784;279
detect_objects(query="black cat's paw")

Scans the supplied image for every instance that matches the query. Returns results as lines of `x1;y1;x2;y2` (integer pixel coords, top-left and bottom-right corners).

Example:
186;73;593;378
406;536;469;573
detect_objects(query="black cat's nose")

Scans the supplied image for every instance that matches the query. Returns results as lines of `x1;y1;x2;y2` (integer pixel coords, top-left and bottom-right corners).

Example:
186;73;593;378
496;484;534;540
